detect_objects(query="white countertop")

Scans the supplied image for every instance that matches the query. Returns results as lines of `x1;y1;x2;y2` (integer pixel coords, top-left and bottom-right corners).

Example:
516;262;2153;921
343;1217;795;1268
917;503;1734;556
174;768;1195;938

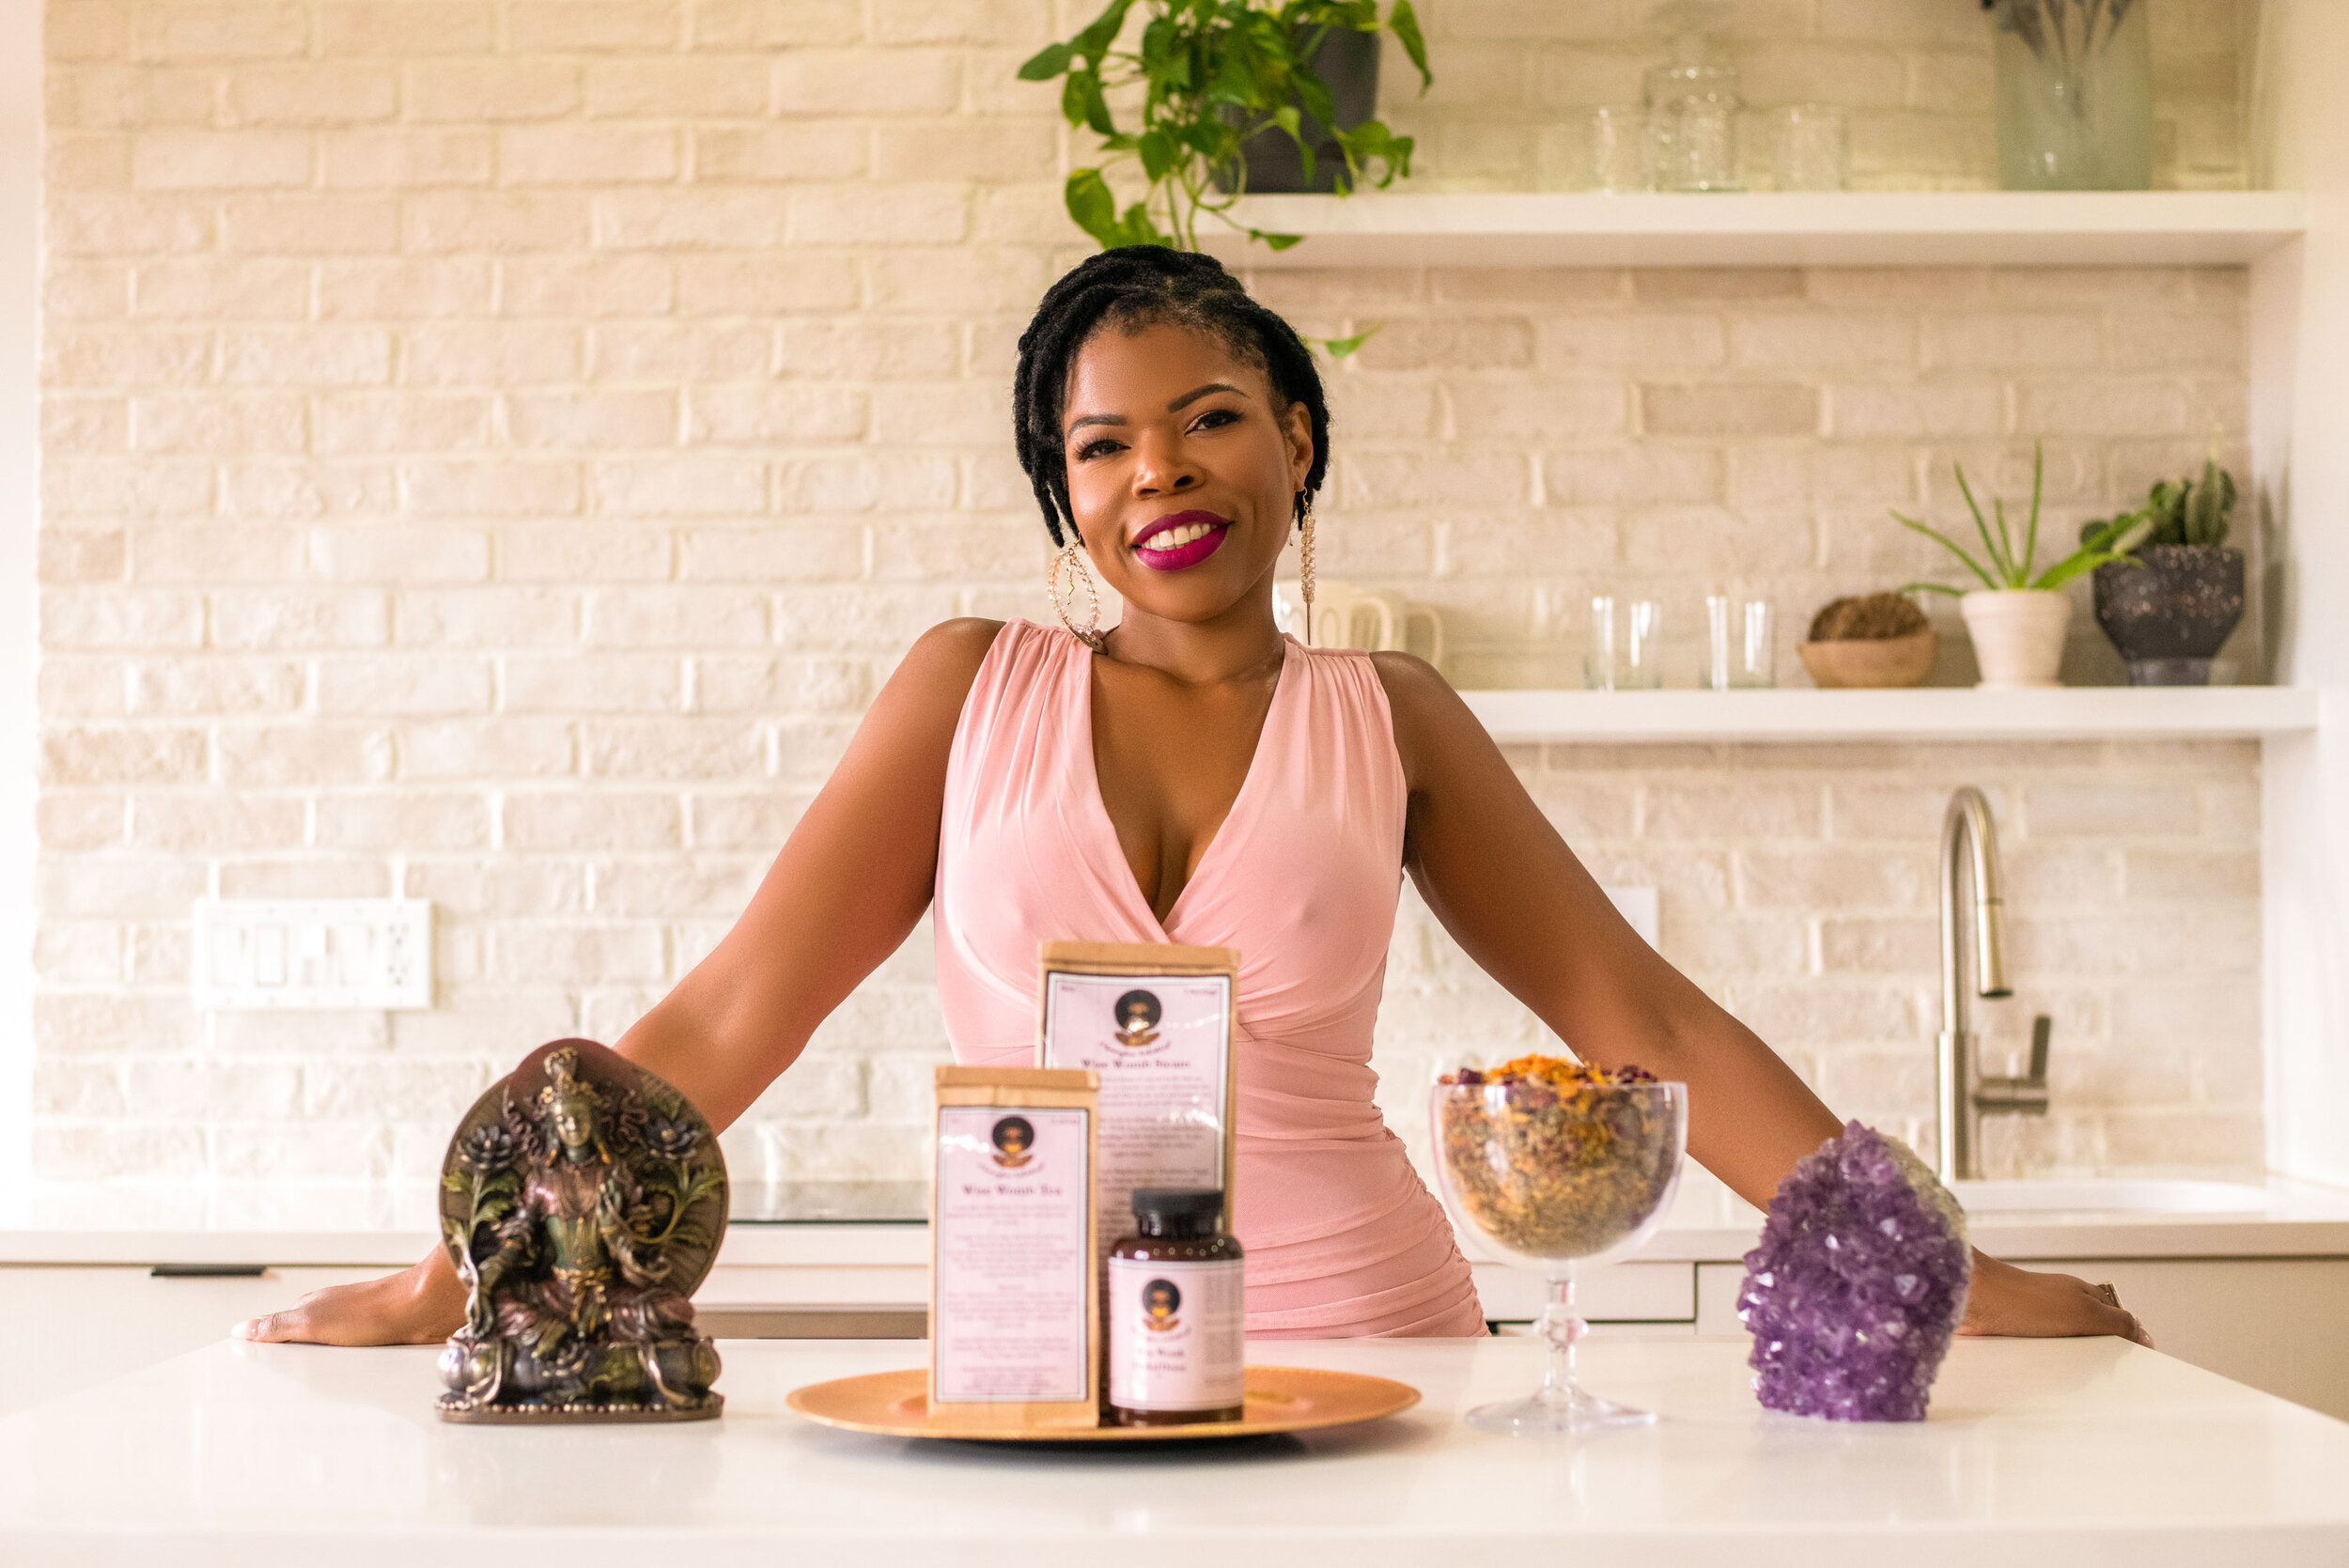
7;1175;2348;1267
3;1335;2343;1566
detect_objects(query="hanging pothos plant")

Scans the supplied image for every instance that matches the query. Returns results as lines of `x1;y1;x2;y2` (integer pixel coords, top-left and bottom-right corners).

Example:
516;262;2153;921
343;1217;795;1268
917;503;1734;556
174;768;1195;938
1019;0;1431;257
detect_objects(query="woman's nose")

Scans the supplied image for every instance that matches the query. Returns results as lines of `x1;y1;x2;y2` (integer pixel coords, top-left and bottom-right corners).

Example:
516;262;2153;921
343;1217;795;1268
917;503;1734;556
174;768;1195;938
1131;433;1200;495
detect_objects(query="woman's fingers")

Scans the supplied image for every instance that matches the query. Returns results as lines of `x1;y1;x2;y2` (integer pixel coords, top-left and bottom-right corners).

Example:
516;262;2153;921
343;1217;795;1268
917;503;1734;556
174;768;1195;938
227;1270;459;1347
1957;1255;2155;1344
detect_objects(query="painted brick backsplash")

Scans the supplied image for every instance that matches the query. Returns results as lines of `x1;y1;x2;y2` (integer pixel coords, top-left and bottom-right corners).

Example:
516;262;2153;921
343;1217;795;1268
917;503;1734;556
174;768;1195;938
36;0;2263;1192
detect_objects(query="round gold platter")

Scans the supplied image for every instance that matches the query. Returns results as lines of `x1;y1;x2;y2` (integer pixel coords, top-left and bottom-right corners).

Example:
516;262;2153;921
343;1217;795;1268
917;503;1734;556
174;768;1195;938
786;1366;1420;1443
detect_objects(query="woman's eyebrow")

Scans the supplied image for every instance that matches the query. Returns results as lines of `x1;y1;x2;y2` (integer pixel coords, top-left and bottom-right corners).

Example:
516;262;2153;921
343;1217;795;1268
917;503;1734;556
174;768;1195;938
1066;380;1248;436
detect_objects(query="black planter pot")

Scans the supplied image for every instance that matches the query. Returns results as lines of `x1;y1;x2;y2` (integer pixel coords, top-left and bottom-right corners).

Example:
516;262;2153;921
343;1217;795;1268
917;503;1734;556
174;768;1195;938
1211;28;1380;194
2092;544;2246;686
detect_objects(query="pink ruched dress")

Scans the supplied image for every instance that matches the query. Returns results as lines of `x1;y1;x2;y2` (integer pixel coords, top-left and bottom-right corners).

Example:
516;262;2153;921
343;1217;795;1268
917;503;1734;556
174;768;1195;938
933;618;1486;1337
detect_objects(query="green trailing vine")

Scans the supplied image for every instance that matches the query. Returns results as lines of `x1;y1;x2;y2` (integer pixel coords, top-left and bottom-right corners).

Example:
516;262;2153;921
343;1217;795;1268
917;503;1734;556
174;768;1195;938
1019;0;1431;267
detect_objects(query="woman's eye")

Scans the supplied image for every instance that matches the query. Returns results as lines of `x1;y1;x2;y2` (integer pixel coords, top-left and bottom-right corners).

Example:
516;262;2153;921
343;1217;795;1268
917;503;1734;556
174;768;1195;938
1074;437;1122;461
1192;408;1239;431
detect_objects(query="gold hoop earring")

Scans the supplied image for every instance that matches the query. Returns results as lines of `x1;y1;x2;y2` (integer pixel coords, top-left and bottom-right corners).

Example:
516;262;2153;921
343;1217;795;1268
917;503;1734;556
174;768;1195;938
1049;538;1104;652
1296;493;1317;644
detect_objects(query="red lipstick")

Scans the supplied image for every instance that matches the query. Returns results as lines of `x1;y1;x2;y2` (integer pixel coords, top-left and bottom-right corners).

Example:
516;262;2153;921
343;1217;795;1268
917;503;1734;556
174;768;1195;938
1132;509;1230;572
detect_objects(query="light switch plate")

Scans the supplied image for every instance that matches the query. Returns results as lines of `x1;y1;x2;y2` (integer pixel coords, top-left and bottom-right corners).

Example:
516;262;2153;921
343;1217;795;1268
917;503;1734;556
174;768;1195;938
192;899;433;1011
1601;884;1660;949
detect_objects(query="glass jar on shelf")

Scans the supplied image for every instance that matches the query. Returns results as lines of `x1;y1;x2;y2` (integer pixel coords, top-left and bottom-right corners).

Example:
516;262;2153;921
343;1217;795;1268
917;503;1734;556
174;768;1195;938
1643;29;1743;193
1990;0;2153;190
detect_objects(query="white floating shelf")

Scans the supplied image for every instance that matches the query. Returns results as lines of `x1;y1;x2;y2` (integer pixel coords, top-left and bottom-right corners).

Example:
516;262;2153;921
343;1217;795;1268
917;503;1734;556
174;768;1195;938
1203;191;2306;269
1460;685;2320;744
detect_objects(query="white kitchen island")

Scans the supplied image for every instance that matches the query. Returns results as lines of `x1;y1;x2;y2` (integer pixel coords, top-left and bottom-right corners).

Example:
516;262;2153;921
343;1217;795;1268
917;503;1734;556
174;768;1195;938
3;1334;2343;1567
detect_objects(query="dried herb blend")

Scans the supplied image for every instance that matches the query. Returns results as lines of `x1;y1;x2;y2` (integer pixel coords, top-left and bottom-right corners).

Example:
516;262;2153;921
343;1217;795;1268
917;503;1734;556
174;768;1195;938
1435;1055;1679;1259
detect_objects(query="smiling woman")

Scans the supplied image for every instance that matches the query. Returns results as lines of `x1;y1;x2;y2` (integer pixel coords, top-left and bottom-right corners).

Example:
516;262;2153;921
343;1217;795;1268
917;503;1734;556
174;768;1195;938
236;248;2146;1350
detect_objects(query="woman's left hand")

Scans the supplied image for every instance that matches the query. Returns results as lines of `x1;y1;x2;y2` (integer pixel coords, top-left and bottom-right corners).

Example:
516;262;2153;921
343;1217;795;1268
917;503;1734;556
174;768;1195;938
1958;1252;2154;1346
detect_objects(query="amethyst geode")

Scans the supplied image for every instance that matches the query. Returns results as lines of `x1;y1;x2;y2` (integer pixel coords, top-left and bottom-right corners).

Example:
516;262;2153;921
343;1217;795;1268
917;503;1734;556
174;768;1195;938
1740;1122;1971;1422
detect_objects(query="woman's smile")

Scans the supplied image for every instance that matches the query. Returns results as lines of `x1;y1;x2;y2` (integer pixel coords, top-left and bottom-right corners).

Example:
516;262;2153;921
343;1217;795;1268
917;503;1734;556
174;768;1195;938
1132;509;1232;571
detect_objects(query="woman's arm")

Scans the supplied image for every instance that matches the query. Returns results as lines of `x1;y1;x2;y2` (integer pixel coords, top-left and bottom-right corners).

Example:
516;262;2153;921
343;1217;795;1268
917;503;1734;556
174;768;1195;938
1373;652;2147;1344
236;619;1005;1345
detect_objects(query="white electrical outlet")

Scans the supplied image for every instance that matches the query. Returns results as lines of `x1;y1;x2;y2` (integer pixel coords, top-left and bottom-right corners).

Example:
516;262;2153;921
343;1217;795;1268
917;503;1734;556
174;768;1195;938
1601;884;1660;949
193;899;433;1011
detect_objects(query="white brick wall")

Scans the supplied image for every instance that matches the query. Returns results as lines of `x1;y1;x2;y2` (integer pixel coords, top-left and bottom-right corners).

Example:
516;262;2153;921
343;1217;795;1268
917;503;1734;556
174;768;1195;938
36;0;2263;1191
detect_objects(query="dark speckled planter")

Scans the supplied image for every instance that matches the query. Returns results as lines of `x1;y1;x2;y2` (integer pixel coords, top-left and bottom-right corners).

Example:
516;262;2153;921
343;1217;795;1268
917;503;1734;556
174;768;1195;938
2092;545;2246;686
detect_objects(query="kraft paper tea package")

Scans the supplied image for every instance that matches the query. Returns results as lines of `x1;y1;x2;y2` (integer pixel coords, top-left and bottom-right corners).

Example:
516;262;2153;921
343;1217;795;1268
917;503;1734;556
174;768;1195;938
927;1065;1101;1430
1034;941;1239;1256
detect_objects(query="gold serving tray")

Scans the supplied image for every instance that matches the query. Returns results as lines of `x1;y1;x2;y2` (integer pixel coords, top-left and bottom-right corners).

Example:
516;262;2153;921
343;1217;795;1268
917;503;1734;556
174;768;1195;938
786;1365;1419;1443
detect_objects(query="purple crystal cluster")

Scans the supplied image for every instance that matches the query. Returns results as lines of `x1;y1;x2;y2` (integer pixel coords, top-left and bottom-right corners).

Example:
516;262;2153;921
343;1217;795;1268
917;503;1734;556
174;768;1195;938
1740;1121;1971;1422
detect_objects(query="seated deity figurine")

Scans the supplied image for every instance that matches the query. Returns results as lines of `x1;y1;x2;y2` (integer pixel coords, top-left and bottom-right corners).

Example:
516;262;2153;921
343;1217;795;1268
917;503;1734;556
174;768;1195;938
437;1039;728;1422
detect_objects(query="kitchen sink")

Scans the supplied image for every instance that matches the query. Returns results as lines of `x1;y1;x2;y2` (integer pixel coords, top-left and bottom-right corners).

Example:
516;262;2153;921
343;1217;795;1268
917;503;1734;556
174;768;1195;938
1949;1178;2270;1215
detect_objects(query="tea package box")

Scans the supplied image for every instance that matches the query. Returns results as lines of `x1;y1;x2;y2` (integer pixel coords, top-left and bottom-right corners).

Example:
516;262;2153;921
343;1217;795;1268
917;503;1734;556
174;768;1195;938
927;1065;1101;1430
1034;940;1238;1258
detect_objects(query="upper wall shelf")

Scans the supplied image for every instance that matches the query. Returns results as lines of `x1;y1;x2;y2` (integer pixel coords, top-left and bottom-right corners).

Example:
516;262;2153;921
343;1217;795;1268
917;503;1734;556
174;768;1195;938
1460;685;2320;744
1204;191;2307;270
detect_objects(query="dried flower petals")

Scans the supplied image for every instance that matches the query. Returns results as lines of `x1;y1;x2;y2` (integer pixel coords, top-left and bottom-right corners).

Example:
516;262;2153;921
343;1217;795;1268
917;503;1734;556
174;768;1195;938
1435;1054;1677;1260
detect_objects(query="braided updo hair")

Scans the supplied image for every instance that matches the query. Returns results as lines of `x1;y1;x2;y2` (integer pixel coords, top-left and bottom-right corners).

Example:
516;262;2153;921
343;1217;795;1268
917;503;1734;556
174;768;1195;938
1012;246;1330;549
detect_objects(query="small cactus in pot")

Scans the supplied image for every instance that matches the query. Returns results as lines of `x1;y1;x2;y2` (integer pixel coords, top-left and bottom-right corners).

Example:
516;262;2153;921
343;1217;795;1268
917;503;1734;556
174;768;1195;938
2082;459;2246;685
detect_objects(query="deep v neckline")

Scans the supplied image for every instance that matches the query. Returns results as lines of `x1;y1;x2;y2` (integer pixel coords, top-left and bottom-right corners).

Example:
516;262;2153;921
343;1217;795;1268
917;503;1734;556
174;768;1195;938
1076;634;1296;937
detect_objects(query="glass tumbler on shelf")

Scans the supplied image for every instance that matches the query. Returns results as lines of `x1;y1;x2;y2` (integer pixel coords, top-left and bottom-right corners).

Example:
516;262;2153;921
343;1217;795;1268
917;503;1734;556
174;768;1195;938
1771;103;1847;192
1430;1072;1688;1435
1705;595;1775;689
1584;103;1651;193
1586;597;1664;691
1645;59;1744;192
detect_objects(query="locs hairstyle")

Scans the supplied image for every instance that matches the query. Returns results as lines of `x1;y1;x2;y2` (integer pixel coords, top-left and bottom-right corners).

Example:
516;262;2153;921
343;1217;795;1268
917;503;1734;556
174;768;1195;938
1012;246;1332;549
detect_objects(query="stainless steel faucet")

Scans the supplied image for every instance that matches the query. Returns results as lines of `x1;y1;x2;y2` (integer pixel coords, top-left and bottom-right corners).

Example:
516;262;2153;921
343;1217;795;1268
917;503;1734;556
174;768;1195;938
1937;786;2051;1183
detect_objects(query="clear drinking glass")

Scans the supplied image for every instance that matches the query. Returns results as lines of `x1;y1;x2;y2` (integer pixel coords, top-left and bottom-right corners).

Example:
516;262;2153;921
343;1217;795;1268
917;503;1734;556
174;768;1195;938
1430;1074;1688;1435
1772;103;1848;192
1705;595;1775;689
1585;103;1650;193
1645;60;1744;192
1585;597;1664;691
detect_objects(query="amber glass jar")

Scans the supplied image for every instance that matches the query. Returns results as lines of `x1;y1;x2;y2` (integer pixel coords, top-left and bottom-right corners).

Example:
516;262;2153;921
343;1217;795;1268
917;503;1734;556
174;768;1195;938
1106;1188;1245;1425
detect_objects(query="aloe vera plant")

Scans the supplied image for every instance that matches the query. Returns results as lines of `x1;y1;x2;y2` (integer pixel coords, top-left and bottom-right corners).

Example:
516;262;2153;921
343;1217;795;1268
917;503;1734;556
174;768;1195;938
1893;444;2150;596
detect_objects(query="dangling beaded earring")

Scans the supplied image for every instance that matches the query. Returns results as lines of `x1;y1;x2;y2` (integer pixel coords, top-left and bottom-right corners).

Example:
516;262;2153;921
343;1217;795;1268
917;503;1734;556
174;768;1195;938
1295;489;1317;645
1049;536;1104;652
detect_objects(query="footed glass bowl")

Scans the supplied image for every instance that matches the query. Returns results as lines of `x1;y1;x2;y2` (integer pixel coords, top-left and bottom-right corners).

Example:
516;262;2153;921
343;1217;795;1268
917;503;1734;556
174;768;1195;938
1430;1075;1688;1435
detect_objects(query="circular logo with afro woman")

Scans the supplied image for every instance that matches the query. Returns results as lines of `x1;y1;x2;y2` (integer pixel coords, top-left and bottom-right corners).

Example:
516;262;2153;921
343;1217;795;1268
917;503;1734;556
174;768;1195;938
1142;1277;1182;1332
988;1115;1035;1170
1112;989;1162;1049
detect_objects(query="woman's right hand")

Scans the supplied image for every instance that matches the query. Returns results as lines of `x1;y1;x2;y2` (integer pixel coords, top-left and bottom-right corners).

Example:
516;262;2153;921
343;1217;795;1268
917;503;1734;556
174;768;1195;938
232;1254;465;1347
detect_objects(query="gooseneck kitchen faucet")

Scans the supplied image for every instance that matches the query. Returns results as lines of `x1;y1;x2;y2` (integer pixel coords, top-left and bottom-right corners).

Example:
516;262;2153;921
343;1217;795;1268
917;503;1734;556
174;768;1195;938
1937;786;2051;1184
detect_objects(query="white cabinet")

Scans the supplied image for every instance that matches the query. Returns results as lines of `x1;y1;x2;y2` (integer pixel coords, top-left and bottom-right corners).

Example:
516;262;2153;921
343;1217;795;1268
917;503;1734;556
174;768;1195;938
1697;1257;2349;1421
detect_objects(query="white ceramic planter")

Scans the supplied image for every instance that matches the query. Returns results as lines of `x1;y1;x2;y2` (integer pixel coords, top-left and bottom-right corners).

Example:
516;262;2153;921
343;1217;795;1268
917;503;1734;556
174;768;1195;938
1960;589;2072;689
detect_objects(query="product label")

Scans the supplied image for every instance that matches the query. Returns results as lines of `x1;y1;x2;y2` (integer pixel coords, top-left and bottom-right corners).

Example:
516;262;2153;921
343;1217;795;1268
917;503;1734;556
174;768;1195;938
932;1105;1092;1404
1107;1255;1245;1413
1040;971;1231;1243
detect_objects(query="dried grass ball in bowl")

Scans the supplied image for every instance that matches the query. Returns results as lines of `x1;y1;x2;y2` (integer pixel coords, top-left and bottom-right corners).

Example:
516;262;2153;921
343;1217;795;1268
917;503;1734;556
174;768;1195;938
1808;593;1929;643
1799;593;1937;690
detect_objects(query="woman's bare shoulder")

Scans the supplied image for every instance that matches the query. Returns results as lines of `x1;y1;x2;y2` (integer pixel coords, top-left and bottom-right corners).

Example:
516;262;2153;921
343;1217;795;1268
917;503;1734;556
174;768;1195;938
866;616;1004;719
1367;648;1485;792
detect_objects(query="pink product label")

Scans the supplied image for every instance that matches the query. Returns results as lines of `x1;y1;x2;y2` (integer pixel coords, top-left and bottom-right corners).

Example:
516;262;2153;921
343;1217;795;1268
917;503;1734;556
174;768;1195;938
1040;972;1231;1236
931;1105;1092;1405
1107;1256;1245;1412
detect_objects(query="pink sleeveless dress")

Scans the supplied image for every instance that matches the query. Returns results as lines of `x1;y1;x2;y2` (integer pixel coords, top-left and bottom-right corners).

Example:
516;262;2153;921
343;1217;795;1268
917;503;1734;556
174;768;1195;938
933;618;1486;1338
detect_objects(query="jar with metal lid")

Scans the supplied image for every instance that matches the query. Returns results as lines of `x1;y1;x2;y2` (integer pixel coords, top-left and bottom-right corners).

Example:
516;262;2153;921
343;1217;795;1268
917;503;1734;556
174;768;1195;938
1106;1188;1245;1425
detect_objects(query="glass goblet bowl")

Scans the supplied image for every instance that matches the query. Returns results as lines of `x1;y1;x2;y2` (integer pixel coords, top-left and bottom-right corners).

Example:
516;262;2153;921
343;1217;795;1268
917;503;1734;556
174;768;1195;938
1430;1075;1688;1435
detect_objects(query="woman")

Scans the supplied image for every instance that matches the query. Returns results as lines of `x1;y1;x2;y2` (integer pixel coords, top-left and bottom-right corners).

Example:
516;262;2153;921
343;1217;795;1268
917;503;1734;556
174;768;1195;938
241;247;2143;1346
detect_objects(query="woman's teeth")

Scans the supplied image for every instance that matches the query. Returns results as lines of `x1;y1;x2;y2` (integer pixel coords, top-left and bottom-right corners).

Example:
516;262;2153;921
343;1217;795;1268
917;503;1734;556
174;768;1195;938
1143;521;1219;551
